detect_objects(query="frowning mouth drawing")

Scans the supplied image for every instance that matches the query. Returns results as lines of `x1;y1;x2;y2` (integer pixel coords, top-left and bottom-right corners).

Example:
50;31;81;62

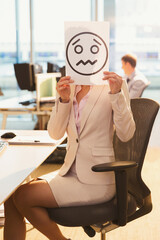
76;59;97;66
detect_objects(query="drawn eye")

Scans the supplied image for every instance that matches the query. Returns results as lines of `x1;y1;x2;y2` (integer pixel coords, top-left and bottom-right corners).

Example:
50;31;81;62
90;45;99;54
74;45;83;54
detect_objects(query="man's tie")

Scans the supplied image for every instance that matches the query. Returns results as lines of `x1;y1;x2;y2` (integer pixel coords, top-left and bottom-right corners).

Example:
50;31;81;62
127;78;130;83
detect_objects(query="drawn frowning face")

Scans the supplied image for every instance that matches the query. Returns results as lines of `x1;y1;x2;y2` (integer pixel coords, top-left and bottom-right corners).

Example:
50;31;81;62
66;32;108;76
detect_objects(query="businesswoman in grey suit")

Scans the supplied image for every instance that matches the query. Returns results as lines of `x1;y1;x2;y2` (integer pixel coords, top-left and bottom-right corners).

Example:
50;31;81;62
4;71;135;240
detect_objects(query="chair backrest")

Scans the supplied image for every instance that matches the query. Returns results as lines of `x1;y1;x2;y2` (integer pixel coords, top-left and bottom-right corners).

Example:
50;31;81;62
113;98;159;205
139;81;151;97
14;63;43;91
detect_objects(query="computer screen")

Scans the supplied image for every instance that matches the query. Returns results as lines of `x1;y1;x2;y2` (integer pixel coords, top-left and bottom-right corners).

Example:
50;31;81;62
35;72;61;111
14;63;43;91
47;62;60;73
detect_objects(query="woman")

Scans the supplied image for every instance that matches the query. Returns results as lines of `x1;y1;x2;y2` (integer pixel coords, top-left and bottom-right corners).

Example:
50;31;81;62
4;71;135;240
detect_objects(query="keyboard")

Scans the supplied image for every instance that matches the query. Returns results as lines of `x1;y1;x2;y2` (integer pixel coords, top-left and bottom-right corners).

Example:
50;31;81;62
0;141;8;152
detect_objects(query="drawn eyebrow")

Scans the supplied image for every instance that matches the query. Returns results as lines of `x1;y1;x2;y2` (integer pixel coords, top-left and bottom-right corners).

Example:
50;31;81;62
93;39;101;45
72;39;80;45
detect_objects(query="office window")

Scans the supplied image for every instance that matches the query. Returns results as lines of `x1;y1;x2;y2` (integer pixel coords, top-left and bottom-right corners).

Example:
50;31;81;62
0;0;16;78
0;0;91;89
115;0;160;88
33;0;91;69
18;0;30;63
1;0;160;92
0;0;31;90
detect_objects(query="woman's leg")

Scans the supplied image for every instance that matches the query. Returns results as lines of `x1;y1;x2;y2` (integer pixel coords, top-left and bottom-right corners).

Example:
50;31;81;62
4;195;26;240
4;179;68;240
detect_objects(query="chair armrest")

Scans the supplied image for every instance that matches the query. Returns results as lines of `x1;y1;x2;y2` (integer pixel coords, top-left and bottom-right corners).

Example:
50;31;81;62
92;161;138;226
92;161;138;172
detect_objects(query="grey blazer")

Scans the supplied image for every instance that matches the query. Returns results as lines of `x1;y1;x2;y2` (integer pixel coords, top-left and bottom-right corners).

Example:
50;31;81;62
127;69;149;98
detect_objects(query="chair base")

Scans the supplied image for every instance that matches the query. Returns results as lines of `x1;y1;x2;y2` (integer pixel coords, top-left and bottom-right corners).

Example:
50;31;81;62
91;221;118;233
91;221;118;240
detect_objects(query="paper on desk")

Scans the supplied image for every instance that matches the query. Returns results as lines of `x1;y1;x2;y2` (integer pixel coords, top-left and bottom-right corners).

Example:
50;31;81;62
40;96;56;103
8;135;56;146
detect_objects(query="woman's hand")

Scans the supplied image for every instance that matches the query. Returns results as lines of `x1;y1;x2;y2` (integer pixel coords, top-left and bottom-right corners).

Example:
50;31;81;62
103;71;123;94
56;76;74;103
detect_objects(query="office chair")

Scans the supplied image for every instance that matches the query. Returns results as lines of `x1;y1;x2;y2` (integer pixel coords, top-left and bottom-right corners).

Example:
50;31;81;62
139;81;151;97
47;98;159;240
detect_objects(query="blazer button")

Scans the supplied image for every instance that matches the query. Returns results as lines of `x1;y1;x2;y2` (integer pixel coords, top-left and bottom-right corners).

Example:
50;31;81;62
76;138;79;143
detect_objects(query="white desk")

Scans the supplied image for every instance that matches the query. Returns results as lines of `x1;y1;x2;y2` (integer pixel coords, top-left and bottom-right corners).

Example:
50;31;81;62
0;73;61;130
0;95;54;130
0;130;66;205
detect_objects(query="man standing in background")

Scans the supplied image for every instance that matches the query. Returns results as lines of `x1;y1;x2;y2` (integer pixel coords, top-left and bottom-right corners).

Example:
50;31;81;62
121;54;150;98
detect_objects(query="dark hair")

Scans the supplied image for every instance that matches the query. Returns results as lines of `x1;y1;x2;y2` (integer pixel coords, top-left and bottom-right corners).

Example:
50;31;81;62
121;54;137;68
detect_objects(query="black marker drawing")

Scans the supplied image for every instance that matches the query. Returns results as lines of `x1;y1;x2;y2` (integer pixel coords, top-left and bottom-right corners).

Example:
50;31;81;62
76;59;97;66
66;32;108;76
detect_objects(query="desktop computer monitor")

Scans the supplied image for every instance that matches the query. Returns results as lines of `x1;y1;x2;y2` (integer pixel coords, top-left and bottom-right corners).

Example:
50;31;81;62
47;62;65;82
47;62;60;73
14;63;43;91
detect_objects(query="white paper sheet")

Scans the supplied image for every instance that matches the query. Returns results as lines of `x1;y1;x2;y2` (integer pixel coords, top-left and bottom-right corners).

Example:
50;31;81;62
8;135;56;146
65;21;109;85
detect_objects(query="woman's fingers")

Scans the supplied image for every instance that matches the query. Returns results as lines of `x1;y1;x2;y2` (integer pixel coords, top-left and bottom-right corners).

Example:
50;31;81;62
103;71;122;84
102;71;123;94
58;79;74;86
103;71;121;80
56;76;74;101
57;84;70;91
57;76;74;88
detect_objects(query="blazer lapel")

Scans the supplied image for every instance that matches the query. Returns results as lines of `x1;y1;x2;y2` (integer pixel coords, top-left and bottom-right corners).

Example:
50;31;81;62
69;85;79;137
79;85;104;135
